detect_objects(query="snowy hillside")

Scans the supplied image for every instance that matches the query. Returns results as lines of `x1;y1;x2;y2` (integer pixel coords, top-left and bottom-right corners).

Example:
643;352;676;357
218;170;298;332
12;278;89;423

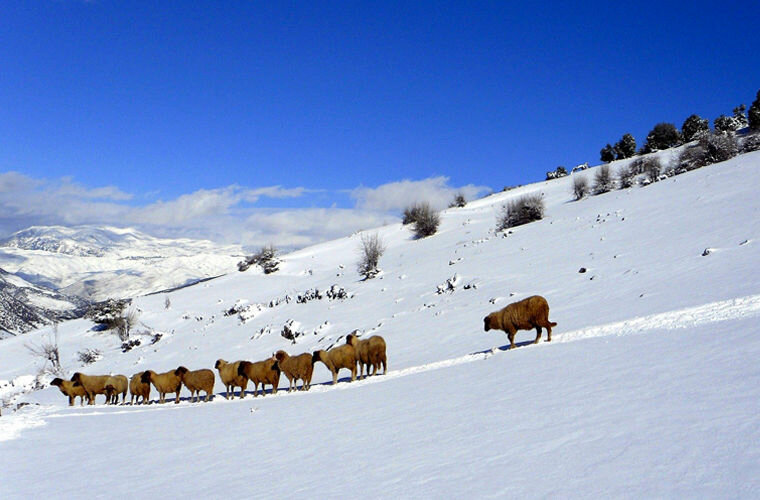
0;269;87;338
0;226;245;301
1;150;759;497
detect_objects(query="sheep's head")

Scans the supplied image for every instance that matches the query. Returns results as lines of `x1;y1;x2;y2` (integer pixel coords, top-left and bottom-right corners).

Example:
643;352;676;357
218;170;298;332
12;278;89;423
140;371;153;384
71;372;83;384
50;378;64;387
214;359;225;369
174;366;189;377
346;333;359;346
274;350;287;362
483;315;492;331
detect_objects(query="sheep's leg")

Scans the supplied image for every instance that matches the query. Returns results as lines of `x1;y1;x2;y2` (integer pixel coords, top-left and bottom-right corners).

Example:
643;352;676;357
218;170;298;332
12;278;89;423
350;365;356;382
534;326;542;344
546;323;552;342
507;329;516;349
332;371;338;385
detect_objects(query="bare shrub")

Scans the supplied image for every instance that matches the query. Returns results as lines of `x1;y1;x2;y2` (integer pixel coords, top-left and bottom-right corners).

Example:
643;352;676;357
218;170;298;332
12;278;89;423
77;348;102;365
676;144;707;172
409;202;440;238
448;192;467;208
25;326;63;377
741;133;760;153
592;165;615;194
641;157;662;184
571;175;589;200
164;296;171;309
617;165;637;188
115;307;140;341
357;233;386;280
402;203;425;225
497;194;544;231
238;245;280;274
700;133;738;164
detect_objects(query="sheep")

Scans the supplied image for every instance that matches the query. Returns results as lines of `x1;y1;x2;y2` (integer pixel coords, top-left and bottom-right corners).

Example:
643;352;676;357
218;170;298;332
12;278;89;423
141;369;183;404
483;295;557;349
129;372;151;405
175;366;215;402
346;333;387;378
71;372;112;405
274;350;314;392
215;359;249;399
312;343;357;385
50;377;88;406
238;356;280;397
103;375;128;404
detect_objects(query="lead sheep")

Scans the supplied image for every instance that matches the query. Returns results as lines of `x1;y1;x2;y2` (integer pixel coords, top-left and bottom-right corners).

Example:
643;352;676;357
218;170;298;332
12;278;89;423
51;377;88;406
346;333;387;378
71;372;112;405
312;343;357;384
238;357;280;397
141;369;183;404
129;372;151;405
483;295;557;349
104;374;128;404
274;350;314;392
215;359;249;399
175;366;215;402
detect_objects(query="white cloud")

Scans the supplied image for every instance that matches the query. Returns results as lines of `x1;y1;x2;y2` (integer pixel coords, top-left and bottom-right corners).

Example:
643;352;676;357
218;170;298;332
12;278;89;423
351;176;489;212
0;172;491;251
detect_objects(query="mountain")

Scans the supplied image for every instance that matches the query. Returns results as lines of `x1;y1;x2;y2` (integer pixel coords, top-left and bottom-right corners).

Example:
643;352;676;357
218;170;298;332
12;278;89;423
1;149;759;496
0;226;246;301
0;269;87;338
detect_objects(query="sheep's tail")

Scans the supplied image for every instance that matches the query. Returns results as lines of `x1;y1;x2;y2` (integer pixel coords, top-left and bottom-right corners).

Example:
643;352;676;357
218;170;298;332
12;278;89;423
549;321;557;327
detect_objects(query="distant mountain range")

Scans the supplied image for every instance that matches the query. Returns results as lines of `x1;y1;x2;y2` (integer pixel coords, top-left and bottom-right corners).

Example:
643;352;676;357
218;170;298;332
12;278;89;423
0;226;247;335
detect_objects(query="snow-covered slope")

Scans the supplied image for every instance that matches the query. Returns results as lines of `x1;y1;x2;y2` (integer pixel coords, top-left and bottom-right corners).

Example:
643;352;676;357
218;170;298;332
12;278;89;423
1;150;759;497
0;226;245;301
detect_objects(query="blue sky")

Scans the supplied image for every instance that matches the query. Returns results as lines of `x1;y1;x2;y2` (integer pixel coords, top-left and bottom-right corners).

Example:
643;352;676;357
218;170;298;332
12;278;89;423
1;1;758;248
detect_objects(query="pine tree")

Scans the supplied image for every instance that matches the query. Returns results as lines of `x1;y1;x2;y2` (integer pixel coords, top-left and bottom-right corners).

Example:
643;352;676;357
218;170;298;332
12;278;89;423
714;115;736;135
614;133;636;159
749;90;760;131
733;104;748;129
643;123;682;153
600;144;615;163
681;114;709;142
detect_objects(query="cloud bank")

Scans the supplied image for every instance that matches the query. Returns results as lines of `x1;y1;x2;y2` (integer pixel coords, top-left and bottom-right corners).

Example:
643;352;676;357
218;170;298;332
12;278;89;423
0;171;489;249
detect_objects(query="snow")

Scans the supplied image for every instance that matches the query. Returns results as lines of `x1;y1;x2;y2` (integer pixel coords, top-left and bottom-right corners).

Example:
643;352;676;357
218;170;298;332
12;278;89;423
1;150;759;497
0;226;244;301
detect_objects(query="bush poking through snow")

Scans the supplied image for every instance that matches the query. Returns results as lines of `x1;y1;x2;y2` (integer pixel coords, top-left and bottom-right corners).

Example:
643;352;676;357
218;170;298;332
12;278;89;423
741;133;760;153
572;175;589;200
641;157;662;184
449;192;467;208
85;298;131;330
593;165;615;194
25;326;63;377
357;233;385;280
497;194;544;230
546;166;568;180
617;165;637;189
402;203;425;225
408;202;441;238
238;245;280;274
700;132;738;164
676;144;708;172
77;348;102;365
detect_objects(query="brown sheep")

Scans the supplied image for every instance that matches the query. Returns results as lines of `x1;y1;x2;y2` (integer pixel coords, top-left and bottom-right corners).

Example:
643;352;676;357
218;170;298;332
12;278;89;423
141;369;183;404
71;372;112;405
346;333;387;378
51;377;88;406
215;359;249;399
312;344;357;385
175;366;215;402
103;375;128;404
129;372;151;405
274;350;314;392
483;295;557;349
238;357;280;397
